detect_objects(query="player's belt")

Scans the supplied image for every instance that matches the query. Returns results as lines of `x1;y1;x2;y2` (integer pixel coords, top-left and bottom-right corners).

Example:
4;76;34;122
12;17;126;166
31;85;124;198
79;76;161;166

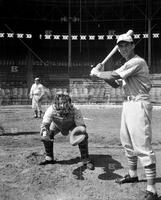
124;96;136;101
124;95;150;101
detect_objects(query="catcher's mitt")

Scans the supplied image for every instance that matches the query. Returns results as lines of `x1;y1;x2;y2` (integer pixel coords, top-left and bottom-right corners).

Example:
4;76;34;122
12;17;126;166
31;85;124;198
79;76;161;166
70;126;86;146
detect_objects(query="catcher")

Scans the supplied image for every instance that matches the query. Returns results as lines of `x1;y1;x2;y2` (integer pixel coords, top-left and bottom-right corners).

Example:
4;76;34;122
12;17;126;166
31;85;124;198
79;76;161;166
39;92;94;170
29;77;45;118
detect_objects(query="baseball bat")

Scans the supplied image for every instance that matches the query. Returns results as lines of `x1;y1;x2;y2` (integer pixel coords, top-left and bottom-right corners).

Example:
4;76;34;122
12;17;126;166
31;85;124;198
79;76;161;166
90;30;134;71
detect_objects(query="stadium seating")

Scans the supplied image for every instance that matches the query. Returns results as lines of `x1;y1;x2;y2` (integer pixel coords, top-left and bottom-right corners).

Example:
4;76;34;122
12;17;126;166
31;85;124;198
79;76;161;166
0;76;160;105
1;54;161;105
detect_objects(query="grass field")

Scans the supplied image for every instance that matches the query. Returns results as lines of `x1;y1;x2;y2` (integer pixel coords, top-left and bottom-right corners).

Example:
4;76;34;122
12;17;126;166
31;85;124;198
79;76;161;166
0;104;161;200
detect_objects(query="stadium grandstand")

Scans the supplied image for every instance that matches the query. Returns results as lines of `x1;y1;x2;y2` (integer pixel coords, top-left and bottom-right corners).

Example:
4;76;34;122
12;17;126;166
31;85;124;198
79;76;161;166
0;0;161;104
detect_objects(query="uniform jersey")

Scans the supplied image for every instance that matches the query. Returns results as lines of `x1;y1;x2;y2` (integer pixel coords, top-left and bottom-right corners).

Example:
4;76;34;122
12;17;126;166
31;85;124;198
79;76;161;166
30;83;45;112
41;104;85;133
115;55;152;98
30;83;45;97
115;54;156;167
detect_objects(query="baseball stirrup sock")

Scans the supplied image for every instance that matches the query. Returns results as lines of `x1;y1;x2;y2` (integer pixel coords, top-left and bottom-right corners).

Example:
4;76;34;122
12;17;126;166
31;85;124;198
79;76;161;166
127;156;138;170
144;164;156;180
43;140;53;159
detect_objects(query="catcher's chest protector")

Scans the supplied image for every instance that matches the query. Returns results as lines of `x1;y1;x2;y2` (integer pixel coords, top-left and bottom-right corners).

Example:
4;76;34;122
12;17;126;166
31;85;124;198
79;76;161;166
53;115;75;132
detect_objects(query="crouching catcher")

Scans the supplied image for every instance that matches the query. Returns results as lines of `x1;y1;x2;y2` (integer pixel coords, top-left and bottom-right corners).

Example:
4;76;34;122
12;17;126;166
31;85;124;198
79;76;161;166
39;92;94;170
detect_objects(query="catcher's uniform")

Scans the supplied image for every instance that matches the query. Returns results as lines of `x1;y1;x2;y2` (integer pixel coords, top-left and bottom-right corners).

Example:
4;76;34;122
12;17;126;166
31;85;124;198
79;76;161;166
29;82;45;117
39;93;93;169
115;55;156;167
41;104;86;137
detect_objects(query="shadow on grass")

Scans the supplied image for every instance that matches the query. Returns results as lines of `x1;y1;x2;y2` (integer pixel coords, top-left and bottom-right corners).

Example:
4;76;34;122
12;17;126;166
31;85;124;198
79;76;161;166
137;190;161;200
72;165;87;180
156;177;161;183
0;131;39;136
56;157;81;165
72;154;123;180
138;176;161;183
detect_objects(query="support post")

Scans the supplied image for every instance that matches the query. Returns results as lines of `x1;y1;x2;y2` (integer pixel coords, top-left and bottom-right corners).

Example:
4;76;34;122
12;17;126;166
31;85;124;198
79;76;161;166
68;0;71;74
148;0;152;67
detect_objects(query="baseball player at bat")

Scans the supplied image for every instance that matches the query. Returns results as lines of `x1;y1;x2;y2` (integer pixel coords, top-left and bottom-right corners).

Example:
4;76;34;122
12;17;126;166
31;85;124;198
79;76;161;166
91;32;158;200
39;92;94;170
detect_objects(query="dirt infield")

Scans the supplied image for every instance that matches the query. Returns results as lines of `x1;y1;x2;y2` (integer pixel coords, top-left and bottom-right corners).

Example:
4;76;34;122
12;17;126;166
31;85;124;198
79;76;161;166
0;105;161;200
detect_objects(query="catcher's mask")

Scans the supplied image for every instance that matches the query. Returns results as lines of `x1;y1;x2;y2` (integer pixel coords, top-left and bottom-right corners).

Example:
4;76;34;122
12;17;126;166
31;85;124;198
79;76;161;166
54;92;73;116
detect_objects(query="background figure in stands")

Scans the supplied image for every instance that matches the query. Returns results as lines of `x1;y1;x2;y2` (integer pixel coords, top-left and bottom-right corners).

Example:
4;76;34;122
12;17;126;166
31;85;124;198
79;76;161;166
29;77;45;118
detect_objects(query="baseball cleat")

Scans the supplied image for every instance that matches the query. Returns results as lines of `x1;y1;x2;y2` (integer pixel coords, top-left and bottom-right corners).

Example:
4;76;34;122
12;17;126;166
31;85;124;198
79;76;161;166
39;159;56;165
82;160;95;170
141;190;159;200
115;174;139;184
86;161;95;170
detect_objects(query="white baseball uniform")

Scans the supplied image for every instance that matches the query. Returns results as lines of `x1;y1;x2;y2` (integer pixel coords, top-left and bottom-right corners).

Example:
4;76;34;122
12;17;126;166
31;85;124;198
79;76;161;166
30;83;45;112
115;55;156;167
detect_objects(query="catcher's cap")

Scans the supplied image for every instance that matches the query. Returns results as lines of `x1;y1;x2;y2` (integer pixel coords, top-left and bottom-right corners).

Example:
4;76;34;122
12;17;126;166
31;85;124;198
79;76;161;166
35;77;40;81
70;126;86;146
117;34;133;44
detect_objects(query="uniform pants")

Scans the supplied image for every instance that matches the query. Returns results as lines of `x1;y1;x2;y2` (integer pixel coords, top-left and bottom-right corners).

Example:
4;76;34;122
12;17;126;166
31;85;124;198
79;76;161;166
32;95;42;112
120;100;156;167
42;122;89;161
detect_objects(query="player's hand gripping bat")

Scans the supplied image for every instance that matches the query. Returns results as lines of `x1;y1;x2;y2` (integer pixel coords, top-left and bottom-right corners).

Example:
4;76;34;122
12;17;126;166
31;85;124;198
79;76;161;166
90;30;134;76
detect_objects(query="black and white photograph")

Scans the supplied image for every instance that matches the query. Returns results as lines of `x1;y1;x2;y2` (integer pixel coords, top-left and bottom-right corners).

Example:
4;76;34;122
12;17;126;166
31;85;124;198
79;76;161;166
0;0;161;199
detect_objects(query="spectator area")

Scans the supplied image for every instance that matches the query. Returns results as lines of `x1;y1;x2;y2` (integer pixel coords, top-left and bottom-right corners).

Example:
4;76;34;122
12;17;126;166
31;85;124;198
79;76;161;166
1;74;161;105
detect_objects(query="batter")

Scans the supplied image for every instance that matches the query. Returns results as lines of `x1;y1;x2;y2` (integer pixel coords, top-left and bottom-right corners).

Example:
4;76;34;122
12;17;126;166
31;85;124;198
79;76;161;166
90;33;158;200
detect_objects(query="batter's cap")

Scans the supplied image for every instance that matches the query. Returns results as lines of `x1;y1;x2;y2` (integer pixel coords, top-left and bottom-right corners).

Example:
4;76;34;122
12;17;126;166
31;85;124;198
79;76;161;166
35;77;40;81
117;34;133;44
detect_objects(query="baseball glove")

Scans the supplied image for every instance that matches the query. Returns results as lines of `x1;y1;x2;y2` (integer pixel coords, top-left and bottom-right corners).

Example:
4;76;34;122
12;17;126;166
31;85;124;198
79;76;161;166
70;126;86;146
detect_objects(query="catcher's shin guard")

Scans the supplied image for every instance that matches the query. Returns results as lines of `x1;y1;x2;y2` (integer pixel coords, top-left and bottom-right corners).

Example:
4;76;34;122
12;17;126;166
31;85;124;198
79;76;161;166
43;140;54;159
78;136;94;170
78;136;89;160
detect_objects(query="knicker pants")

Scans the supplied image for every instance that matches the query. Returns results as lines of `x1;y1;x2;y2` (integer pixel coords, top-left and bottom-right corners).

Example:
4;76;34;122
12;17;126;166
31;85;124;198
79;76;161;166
120;100;156;167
